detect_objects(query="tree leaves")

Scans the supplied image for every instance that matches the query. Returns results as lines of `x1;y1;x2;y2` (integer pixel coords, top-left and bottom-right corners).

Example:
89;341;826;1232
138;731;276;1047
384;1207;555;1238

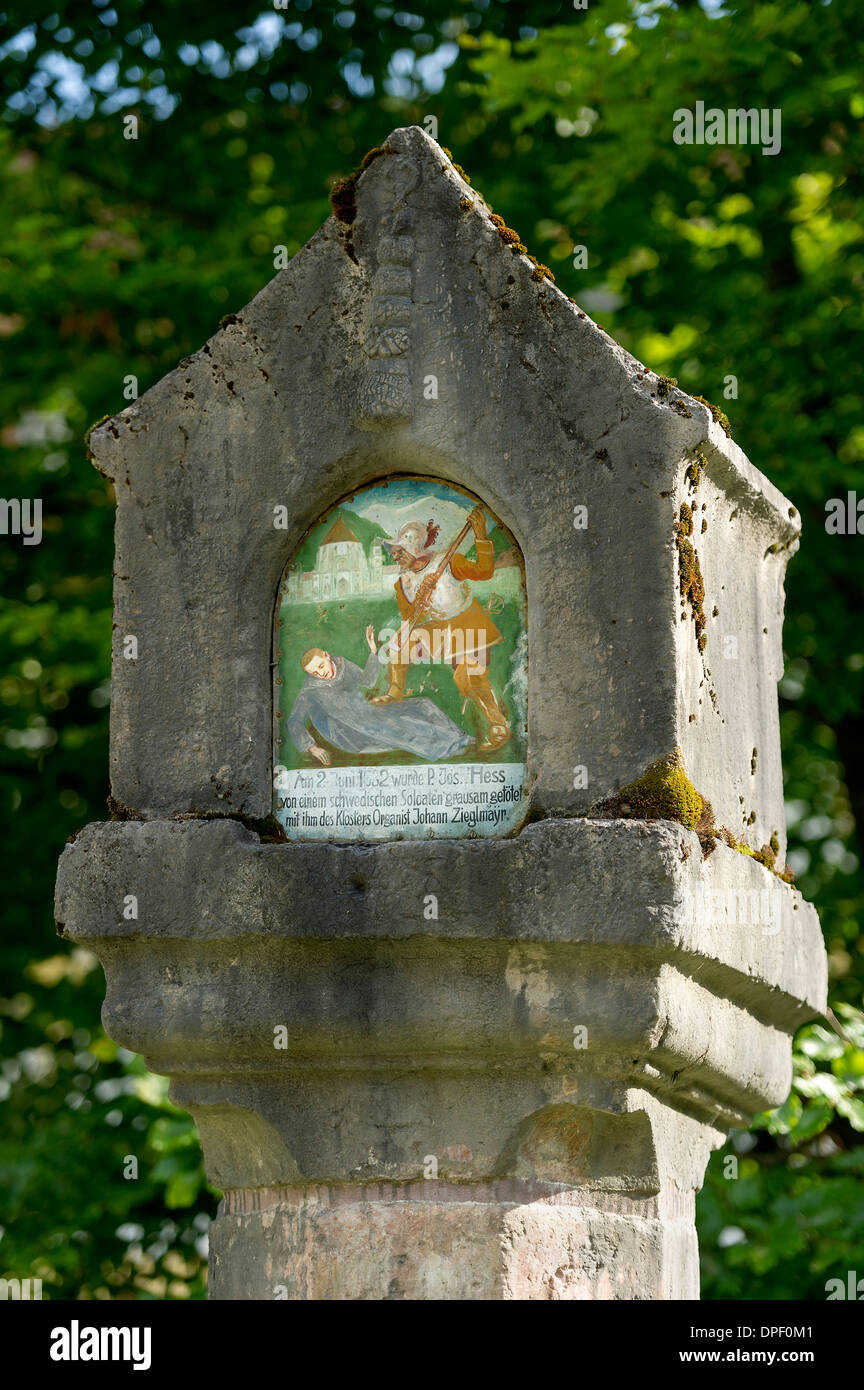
2;0;863;1300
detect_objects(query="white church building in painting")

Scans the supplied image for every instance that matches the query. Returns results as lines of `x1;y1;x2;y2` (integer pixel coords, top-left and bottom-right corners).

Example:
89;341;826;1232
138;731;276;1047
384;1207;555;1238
284;516;399;603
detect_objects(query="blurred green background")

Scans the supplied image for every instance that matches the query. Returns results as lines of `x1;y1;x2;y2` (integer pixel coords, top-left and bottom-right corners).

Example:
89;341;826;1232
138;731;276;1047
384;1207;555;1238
1;0;863;1299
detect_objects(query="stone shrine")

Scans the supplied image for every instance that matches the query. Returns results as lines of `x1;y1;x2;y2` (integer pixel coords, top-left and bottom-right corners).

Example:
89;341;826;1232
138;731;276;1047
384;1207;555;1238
55;127;827;1300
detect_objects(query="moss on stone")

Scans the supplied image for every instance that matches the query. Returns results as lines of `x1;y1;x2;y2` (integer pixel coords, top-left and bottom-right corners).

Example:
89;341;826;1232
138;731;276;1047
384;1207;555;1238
685;451;705;489
490;214;521;244
674;502;708;654
440;148;558;290
592;750;707;831
693;394;731;436
656;375;678;399
84;414;113;455
765;537;798;557
733;840;777;872
329;145;389;224
242;813;288;843
329;176;357;224
593;760;795;883
708;827;794;880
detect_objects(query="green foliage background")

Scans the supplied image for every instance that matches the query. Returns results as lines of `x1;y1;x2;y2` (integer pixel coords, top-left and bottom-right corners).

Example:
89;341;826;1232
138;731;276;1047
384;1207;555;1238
1;0;863;1299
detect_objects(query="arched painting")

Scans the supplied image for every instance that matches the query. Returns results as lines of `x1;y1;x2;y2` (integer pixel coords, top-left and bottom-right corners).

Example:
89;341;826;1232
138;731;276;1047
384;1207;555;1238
274;476;528;841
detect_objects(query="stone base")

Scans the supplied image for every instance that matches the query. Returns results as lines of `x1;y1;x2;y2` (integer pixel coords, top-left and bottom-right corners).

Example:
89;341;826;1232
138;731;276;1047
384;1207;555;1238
56;816;826;1301
210;1182;698;1301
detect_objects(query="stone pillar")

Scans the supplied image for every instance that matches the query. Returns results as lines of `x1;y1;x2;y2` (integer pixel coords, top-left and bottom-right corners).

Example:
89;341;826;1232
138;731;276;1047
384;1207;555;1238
56;126;827;1300
57;818;824;1300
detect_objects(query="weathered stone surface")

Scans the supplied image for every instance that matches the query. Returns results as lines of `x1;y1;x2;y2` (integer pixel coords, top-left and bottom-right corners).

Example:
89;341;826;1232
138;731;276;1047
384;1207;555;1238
88;125;797;856
56;816;825;1187
57;813;824;1299
60;124;828;1299
210;1181;699;1301
56;817;824;1013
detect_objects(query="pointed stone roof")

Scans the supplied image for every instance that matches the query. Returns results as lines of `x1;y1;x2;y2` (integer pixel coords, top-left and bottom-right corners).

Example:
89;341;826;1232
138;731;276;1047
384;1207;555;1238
89;124;797;541
85;123;802;854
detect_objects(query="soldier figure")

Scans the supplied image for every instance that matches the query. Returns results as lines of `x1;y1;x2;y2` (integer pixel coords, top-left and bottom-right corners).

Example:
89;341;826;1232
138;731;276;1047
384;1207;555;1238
374;506;511;753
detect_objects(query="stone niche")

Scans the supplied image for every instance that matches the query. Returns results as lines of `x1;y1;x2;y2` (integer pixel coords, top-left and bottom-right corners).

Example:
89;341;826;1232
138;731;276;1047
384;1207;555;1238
56;126;826;1300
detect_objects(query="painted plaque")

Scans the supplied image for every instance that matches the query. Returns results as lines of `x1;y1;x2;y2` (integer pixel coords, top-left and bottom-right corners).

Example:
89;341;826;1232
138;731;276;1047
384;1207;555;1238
274;477;528;841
